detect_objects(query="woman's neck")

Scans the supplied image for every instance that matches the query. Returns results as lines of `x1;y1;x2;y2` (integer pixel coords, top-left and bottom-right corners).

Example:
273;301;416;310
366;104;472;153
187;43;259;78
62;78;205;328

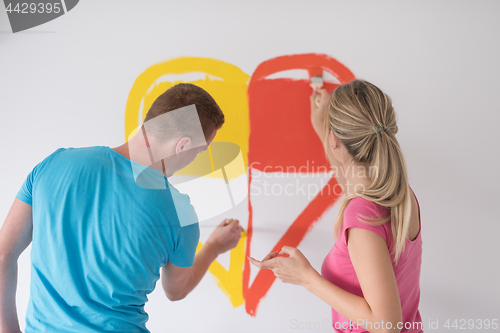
341;161;373;196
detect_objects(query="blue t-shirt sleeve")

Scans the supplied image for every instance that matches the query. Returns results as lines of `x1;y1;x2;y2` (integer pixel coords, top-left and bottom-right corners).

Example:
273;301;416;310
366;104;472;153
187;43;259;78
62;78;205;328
166;185;201;267
169;222;200;267
16;166;36;205
15;149;63;206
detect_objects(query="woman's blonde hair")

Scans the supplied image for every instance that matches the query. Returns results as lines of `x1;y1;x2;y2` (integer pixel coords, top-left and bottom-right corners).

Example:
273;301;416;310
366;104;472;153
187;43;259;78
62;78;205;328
323;79;412;264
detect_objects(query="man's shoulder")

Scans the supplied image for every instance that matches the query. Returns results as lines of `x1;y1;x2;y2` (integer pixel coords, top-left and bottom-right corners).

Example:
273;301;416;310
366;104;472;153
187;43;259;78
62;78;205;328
166;182;199;228
57;145;108;155
48;146;111;162
167;182;194;209
34;146;112;176
45;146;107;157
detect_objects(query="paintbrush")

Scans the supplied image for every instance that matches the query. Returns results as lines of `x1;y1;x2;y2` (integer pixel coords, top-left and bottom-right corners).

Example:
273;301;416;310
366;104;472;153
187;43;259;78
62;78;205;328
309;68;323;107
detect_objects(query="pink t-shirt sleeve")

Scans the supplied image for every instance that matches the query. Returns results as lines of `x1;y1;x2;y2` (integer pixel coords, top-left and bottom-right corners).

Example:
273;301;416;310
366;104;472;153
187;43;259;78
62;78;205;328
341;197;389;247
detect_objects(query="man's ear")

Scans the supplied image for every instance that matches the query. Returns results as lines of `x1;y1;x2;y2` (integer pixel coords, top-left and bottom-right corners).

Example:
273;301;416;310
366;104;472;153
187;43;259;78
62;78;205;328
175;137;191;155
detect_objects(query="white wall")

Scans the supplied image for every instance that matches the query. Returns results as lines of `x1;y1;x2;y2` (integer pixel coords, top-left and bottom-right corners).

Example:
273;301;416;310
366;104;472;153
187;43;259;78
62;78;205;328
1;1;499;332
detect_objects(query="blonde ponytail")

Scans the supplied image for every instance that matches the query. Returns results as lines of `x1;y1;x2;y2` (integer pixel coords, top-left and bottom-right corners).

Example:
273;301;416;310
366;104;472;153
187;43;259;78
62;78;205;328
324;79;412;264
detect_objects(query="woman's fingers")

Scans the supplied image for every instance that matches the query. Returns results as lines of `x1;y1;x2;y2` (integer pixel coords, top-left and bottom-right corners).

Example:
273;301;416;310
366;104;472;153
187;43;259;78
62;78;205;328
310;89;318;104
280;246;297;256
319;88;330;102
248;256;279;270
247;257;261;268
263;251;280;261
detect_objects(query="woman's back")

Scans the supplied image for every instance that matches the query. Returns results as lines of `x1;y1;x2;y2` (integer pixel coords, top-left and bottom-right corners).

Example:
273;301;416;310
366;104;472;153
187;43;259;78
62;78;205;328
391;188;423;332
321;187;423;332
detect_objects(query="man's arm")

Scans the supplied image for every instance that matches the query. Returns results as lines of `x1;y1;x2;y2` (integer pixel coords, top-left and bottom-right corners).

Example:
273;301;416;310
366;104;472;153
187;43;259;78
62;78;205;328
0;198;33;333
161;219;242;301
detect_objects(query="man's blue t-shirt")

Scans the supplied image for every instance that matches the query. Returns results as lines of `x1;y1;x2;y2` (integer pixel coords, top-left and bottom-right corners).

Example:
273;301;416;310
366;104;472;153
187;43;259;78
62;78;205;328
15;146;200;332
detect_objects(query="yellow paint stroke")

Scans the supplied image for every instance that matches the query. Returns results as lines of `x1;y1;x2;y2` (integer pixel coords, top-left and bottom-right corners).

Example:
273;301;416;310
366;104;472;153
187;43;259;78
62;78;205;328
124;57;250;307
196;231;247;307
208;146;215;172
124;56;250;174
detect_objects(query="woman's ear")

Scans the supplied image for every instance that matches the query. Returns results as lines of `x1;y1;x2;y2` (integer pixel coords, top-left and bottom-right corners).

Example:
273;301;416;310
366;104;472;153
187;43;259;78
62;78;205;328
175;137;191;155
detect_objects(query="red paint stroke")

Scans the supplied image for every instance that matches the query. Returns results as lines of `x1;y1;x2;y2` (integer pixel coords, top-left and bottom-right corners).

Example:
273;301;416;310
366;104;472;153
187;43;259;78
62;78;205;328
248;53;355;173
243;176;341;315
244;53;355;316
247;78;339;172
251;53;355;83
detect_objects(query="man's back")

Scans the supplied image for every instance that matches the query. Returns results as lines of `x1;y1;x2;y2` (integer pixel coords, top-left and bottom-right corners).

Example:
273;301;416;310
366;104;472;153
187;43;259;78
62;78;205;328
16;146;199;332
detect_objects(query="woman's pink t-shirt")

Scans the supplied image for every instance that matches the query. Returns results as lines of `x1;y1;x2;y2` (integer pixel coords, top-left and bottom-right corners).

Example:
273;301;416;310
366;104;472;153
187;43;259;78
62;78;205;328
321;191;423;333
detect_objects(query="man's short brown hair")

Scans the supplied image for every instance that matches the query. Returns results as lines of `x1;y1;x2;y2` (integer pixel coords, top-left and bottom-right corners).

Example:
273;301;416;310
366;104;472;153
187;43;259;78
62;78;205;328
143;83;224;141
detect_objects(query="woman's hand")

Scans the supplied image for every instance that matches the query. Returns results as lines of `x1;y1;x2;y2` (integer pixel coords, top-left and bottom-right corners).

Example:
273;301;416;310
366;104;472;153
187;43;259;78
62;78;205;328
248;246;320;287
310;88;330;138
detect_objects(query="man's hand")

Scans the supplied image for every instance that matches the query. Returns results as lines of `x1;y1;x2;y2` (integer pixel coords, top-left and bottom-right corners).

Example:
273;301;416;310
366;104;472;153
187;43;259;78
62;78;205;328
310;88;331;138
204;219;243;255
161;218;244;301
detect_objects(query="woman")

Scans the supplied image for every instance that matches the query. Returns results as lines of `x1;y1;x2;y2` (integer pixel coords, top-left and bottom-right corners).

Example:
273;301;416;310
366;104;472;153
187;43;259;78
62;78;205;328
249;79;423;333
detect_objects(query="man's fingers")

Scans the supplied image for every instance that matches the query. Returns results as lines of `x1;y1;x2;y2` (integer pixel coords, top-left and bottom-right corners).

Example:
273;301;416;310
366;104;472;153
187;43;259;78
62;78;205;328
220;218;239;227
229;220;241;233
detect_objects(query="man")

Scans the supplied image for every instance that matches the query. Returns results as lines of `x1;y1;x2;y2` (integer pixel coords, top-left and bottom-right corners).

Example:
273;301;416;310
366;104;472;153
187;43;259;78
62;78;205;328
0;83;243;332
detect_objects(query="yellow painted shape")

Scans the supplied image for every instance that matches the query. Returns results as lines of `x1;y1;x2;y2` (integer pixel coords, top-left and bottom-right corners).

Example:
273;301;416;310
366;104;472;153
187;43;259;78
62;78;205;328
124;57;250;307
208;146;215;172
124;57;250;175
196;231;247;307
181;142;245;180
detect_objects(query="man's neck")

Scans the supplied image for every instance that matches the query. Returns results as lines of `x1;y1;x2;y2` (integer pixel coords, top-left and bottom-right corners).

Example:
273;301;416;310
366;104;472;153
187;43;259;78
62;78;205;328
112;143;130;160
112;141;172;177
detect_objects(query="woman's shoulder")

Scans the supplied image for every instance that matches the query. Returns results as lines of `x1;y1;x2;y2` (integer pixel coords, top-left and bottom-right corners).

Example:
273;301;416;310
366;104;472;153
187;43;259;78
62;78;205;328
346;196;390;216
342;196;391;245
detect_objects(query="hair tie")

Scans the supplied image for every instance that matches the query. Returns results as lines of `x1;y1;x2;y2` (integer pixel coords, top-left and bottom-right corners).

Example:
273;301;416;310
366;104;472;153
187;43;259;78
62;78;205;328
372;123;390;137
